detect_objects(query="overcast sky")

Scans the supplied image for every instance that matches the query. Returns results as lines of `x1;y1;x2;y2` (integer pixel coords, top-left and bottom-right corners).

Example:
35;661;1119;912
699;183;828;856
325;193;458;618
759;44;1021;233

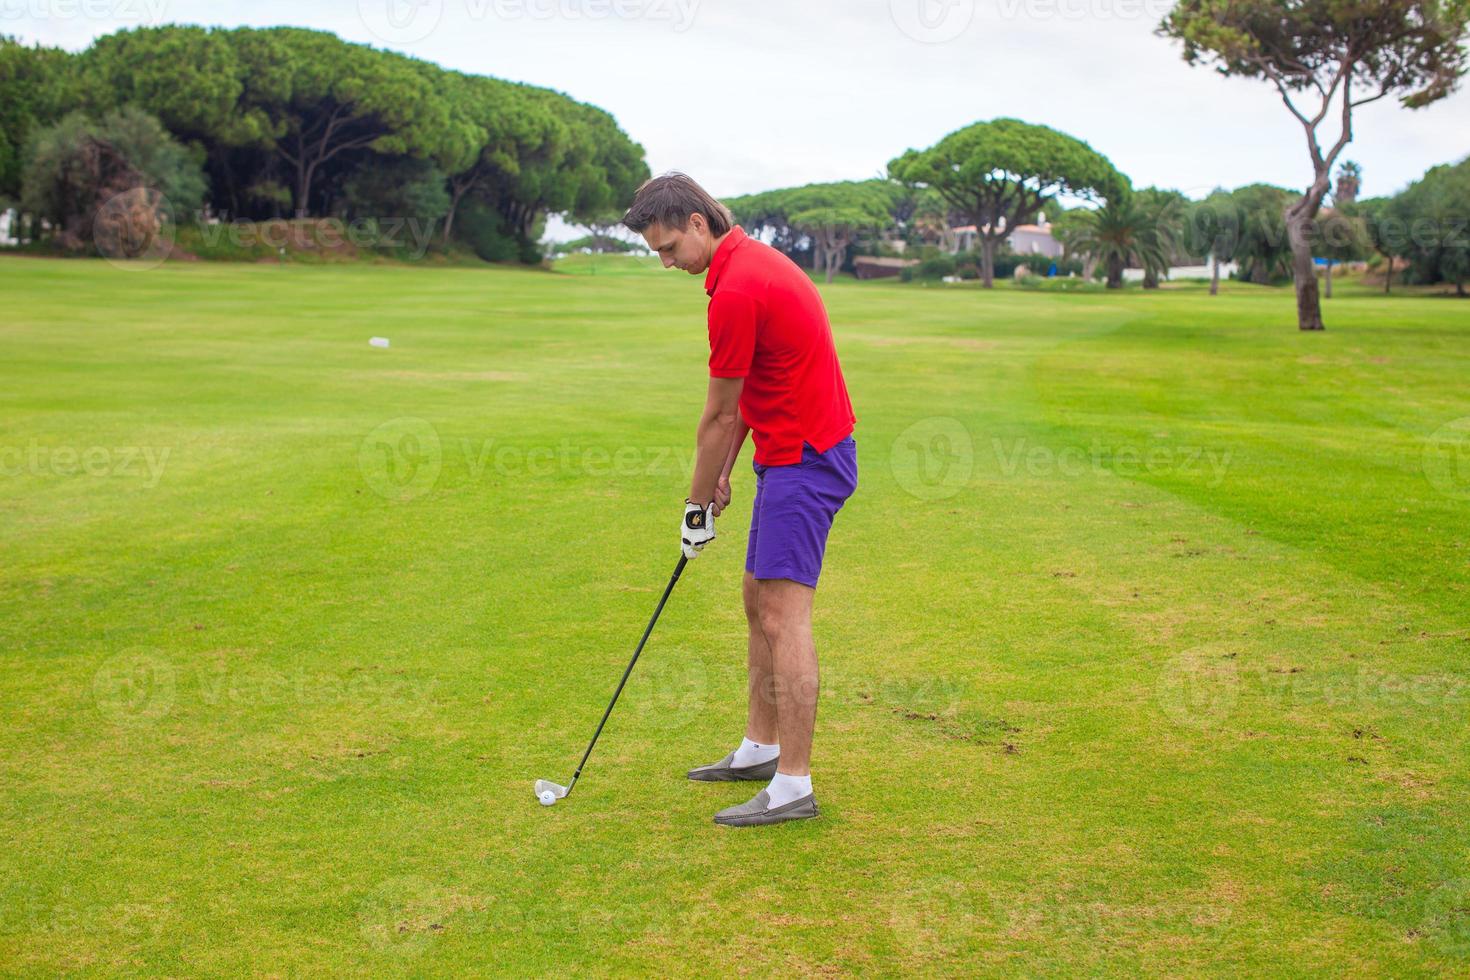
10;0;1469;208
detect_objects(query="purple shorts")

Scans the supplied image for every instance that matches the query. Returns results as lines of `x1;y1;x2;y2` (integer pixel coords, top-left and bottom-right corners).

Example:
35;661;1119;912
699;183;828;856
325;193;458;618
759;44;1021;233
746;436;858;588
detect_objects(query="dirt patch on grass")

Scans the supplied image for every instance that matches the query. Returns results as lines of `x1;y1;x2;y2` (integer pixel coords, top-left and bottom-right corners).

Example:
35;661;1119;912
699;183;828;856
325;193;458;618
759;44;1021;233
865;692;1021;746
1375;768;1439;799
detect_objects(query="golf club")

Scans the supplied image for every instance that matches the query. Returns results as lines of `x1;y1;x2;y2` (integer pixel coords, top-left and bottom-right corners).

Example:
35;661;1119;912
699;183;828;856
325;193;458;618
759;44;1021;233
536;554;688;806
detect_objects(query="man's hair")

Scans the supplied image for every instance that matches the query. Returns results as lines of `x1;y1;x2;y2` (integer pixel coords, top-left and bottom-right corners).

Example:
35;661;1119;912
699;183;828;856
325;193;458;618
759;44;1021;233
622;172;732;237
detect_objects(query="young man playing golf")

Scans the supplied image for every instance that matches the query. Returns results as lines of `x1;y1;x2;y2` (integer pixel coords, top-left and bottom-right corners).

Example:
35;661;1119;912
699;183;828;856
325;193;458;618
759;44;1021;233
622;173;858;827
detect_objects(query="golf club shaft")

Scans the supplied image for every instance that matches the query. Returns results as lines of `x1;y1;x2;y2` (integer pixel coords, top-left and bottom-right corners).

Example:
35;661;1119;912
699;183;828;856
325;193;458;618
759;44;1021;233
566;554;688;795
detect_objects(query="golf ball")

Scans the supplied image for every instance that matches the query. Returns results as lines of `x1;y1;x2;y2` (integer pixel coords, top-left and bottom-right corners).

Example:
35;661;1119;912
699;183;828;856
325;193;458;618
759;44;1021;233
538;790;556;806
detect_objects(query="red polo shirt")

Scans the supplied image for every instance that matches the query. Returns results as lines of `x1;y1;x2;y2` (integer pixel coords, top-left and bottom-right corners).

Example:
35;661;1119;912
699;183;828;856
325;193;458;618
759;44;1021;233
704;226;856;466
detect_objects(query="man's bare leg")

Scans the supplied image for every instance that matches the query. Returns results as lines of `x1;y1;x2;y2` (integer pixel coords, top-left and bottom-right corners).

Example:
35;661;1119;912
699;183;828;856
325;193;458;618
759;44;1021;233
755;578;818;776
743;571;780;745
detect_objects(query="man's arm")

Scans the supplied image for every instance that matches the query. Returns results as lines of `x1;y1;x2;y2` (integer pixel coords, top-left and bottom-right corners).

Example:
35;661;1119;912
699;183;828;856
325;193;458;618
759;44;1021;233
711;417;749;517
689;377;743;505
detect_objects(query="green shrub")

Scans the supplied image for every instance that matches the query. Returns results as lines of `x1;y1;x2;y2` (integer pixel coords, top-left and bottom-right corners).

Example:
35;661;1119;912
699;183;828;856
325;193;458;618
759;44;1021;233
917;252;957;279
455;199;524;263
338;157;449;233
21;106;205;250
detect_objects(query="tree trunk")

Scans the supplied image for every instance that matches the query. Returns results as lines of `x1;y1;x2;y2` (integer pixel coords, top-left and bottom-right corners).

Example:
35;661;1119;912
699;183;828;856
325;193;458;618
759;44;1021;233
1324;259;1333;299
441;202;457;246
1210;254;1220;296
1106;256;1123;289
1143;266;1160;289
1285;186;1329;331
979;237;996;289
443;181;470;245
294;159;312;220
1384;255;1392;294
211;145;240;220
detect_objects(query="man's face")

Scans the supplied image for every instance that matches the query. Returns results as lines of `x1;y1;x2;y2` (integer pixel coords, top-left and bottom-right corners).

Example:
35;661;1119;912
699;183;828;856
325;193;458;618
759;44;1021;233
641;214;714;275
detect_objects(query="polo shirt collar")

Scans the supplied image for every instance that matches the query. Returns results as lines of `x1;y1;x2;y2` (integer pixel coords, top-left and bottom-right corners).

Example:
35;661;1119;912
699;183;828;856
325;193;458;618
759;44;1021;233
704;226;747;296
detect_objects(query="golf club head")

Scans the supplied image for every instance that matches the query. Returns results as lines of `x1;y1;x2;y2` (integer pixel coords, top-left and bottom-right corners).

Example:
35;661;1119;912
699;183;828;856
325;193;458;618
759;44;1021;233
534;779;569;806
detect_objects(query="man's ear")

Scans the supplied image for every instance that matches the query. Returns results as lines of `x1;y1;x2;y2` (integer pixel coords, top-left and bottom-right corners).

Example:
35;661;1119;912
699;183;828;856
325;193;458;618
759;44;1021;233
687;211;706;235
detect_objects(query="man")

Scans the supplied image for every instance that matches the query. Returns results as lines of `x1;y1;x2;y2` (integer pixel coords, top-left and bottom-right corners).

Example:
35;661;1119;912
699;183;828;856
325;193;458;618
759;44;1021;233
622;173;858;827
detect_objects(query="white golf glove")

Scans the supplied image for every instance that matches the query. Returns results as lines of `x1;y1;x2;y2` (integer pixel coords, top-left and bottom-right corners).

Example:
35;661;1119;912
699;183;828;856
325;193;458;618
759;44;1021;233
681;500;715;559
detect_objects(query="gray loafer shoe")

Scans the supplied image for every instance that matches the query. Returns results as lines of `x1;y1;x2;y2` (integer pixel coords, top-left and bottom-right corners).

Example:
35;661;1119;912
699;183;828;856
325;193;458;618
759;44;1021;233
713;790;819;827
687;751;779;782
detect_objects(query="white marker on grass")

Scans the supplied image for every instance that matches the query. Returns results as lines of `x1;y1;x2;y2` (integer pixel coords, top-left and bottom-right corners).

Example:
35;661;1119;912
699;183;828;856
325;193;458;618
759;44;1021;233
369;337;390;348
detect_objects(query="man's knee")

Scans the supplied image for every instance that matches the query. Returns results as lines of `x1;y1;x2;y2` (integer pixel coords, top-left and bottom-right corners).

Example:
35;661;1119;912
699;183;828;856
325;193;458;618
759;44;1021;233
755;581;809;642
757;602;786;644
742;574;761;624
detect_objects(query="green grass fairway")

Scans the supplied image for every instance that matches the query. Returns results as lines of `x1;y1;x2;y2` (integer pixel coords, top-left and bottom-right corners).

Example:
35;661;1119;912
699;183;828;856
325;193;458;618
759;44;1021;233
2;256;1468;974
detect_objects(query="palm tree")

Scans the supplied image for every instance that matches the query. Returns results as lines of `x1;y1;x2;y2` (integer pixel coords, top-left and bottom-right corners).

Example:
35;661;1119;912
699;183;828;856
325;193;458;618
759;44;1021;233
1065;193;1171;290
1184;190;1240;296
1334;161;1362;206
1134;188;1188;288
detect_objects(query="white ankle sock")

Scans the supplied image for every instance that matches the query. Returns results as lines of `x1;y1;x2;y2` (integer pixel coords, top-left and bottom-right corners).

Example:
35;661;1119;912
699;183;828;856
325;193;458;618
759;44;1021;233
765;772;812;808
731;736;779;768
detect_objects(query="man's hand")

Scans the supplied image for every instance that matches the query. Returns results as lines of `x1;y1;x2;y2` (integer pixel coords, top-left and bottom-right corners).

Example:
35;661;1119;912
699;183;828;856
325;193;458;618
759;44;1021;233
681;500;716;559
711;474;732;517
